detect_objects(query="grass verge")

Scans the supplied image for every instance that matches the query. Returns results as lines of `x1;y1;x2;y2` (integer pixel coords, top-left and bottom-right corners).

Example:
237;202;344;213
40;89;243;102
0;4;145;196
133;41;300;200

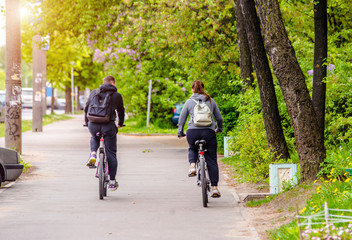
121;117;177;135
0;113;72;138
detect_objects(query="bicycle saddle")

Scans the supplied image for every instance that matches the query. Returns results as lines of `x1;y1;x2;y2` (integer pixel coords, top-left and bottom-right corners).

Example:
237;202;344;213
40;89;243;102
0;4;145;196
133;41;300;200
195;140;207;146
96;132;105;138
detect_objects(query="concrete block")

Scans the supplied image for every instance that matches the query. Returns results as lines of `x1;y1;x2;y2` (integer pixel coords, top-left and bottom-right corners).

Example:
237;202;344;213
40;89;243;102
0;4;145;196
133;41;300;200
269;163;298;194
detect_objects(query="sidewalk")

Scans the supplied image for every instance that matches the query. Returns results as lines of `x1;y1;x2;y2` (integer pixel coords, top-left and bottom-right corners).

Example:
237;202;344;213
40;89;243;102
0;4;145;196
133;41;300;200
0;115;259;240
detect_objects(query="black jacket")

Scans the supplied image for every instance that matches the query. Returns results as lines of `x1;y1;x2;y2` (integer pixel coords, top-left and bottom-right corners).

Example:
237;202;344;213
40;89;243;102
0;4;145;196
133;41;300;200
84;84;125;126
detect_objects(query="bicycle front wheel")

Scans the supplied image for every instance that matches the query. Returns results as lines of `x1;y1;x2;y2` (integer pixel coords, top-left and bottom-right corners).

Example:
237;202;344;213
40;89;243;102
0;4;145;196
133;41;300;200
99;152;105;200
200;157;208;207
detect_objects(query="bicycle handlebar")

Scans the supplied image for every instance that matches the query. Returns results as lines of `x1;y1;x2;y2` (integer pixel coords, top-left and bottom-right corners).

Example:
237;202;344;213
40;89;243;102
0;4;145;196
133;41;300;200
83;123;126;127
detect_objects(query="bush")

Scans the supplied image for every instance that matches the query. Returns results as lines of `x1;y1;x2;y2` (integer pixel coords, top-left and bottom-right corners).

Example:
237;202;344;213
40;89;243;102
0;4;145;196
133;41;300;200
226;112;275;182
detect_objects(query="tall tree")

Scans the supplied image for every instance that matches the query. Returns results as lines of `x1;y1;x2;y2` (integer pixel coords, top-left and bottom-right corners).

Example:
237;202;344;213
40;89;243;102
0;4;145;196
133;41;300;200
239;0;290;160
65;86;72;114
234;0;254;93
5;0;22;153
255;0;326;181
312;0;327;140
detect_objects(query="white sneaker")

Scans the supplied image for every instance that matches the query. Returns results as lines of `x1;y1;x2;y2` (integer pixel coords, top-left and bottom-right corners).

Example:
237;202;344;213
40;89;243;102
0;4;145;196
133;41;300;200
188;165;196;177
211;187;221;198
86;152;96;167
109;180;119;191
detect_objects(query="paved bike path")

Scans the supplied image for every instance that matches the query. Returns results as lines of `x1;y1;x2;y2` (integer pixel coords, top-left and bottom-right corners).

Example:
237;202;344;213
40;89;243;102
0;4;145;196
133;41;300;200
0;115;259;240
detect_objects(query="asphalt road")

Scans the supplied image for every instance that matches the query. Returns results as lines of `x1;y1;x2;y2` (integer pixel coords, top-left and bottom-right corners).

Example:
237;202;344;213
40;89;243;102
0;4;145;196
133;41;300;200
0;115;259;240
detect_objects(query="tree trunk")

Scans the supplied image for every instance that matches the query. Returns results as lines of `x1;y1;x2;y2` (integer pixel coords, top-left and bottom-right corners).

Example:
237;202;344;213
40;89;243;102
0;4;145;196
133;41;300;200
312;0;327;141
5;0;22;153
76;87;81;112
239;0;290;160
234;0;254;93
51;87;54;114
65;86;72;114
254;0;326;181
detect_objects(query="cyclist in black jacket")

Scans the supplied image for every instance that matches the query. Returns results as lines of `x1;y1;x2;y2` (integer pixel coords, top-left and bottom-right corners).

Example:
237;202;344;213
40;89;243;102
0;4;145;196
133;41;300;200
84;75;125;191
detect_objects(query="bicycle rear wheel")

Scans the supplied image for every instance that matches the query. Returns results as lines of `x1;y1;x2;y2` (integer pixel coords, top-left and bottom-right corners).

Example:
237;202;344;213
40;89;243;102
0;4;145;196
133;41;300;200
200;157;208;207
99;152;105;200
103;162;108;197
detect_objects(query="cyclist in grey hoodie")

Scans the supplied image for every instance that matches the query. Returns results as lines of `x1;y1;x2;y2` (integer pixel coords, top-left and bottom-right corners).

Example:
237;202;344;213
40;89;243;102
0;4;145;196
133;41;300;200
177;80;223;198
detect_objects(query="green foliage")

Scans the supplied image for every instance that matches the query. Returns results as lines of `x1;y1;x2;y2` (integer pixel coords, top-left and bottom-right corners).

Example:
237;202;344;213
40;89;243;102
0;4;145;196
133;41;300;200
224;85;299;182
228;112;275;181
20;156;31;174
324;55;352;146
122;116;177;135
0;68;4;90
318;141;352;179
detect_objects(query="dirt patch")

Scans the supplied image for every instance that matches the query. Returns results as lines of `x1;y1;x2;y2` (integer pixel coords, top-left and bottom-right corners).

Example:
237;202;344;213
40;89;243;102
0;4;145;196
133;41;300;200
219;160;317;240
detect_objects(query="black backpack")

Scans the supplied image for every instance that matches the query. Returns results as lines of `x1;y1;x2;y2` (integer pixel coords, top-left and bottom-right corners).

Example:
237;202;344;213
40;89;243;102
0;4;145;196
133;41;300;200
87;89;114;123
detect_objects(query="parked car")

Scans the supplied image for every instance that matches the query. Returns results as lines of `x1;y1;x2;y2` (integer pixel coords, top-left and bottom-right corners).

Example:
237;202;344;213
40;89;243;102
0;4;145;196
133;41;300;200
57;98;66;110
0;147;23;186
0;90;5;123
46;96;59;109
79;95;86;110
171;102;185;125
22;88;33;109
0;90;4;106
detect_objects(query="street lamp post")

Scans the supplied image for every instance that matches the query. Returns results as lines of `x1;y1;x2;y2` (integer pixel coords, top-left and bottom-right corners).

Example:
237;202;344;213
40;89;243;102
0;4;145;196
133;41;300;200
71;66;74;115
70;62;76;115
146;80;152;127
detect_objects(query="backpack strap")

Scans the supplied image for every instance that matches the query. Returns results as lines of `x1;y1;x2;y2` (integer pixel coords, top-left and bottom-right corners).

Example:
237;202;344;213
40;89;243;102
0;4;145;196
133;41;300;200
192;98;210;104
191;99;198;104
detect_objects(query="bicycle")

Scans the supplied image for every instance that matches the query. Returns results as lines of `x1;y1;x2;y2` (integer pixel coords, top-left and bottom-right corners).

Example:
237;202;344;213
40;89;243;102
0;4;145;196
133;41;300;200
195;139;211;207
96;132;109;200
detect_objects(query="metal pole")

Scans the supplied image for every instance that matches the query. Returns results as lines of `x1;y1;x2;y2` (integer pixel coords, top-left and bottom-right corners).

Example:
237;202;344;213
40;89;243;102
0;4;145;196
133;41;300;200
32;35;43;132
41;49;47;114
5;0;22;153
324;201;329;224
71;66;74;115
146;80;152;127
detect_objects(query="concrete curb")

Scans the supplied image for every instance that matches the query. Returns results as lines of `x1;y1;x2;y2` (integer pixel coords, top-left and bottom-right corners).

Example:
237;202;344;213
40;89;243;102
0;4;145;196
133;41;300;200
220;162;261;240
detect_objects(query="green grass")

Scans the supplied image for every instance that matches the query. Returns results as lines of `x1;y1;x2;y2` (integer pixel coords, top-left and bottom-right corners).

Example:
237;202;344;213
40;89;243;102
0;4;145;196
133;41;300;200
120;117;177;135
0;113;72;137
246;195;276;207
20;156;31;173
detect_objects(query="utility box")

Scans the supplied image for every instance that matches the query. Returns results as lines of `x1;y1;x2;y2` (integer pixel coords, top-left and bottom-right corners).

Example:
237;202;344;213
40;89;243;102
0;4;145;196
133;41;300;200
269;163;298;194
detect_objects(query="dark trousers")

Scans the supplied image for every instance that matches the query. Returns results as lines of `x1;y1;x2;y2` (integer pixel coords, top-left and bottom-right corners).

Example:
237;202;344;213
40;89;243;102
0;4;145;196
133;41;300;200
186;129;219;186
88;122;118;180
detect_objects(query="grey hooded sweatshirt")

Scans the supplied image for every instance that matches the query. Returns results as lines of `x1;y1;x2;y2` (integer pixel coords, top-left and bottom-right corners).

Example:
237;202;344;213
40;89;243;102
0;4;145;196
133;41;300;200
177;93;223;136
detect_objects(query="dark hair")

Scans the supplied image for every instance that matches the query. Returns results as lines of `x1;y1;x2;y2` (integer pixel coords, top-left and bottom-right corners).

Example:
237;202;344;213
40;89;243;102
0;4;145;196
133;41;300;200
191;80;211;102
103;75;116;85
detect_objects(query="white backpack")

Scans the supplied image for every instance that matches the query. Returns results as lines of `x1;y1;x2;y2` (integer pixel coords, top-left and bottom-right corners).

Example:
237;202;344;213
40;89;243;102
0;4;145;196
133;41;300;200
192;99;213;127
